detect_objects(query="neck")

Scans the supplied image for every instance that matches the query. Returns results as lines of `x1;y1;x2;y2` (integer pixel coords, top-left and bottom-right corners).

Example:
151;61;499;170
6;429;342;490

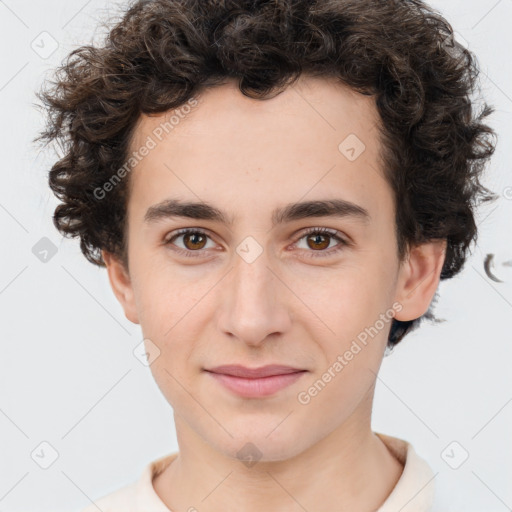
153;412;403;511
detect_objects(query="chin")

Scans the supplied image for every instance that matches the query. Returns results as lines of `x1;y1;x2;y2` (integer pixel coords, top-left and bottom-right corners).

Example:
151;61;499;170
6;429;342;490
212;426;310;464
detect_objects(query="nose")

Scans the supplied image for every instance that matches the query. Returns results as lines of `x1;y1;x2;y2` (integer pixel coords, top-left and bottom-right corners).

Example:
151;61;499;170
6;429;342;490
216;246;292;347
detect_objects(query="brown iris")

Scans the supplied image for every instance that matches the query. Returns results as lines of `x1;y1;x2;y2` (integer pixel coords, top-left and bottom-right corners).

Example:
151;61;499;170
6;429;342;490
183;232;207;250
306;233;330;250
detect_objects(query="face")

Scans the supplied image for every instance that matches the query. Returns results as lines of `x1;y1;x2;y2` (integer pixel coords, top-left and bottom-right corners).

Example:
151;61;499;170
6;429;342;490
104;75;445;463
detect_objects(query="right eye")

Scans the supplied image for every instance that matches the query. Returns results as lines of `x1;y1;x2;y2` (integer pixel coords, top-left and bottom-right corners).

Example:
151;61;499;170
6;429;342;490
164;228;217;257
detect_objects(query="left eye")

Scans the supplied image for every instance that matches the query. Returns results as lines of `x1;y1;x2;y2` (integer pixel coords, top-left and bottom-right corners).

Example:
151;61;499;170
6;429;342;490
164;227;348;258
293;227;346;254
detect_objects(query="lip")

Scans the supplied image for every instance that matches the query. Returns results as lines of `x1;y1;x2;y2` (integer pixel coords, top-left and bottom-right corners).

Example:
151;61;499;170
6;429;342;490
204;365;307;398
205;364;305;378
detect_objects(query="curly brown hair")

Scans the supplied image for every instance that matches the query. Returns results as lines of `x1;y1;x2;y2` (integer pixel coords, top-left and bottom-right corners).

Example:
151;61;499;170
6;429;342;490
33;0;498;348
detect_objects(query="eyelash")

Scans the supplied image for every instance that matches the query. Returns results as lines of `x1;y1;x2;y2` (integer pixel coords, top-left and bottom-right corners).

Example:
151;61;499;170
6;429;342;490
164;227;349;259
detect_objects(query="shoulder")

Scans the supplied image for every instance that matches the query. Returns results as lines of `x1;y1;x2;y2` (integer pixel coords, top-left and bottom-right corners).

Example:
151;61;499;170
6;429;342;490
77;480;138;512
75;452;179;512
375;432;437;512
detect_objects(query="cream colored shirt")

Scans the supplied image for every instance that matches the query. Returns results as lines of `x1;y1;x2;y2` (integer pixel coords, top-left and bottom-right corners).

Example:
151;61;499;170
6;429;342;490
79;433;438;511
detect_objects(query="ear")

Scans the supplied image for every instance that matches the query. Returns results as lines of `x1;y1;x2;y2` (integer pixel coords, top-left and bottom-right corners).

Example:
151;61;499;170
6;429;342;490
393;239;447;322
102;250;140;324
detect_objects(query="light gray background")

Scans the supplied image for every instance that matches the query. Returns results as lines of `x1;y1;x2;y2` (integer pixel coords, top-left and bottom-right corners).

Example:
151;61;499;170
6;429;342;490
1;0;511;510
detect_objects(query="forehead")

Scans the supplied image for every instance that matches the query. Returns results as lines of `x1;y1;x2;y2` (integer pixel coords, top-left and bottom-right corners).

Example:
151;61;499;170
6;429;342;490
126;75;391;225
129;75;381;153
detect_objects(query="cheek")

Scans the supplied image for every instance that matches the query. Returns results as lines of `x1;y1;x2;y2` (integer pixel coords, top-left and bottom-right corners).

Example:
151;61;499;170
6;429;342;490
297;289;391;425
132;260;201;334
293;262;394;374
292;264;386;332
133;269;214;373
136;276;202;408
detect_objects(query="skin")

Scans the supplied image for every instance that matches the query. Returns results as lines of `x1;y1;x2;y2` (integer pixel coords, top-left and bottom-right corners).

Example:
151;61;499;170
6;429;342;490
103;75;446;511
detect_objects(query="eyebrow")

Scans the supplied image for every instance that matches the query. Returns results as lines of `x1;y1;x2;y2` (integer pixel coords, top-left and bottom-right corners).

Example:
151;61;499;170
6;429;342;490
144;198;371;227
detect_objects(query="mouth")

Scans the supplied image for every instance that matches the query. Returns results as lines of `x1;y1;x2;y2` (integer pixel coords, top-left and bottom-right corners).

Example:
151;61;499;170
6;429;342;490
204;365;308;398
204;364;306;378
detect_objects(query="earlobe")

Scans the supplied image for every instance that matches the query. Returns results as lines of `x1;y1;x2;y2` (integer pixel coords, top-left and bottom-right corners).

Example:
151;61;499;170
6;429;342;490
102;250;140;325
393;239;447;322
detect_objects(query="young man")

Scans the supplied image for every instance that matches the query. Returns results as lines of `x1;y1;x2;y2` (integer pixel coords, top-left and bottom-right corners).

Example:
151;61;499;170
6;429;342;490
35;0;496;510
